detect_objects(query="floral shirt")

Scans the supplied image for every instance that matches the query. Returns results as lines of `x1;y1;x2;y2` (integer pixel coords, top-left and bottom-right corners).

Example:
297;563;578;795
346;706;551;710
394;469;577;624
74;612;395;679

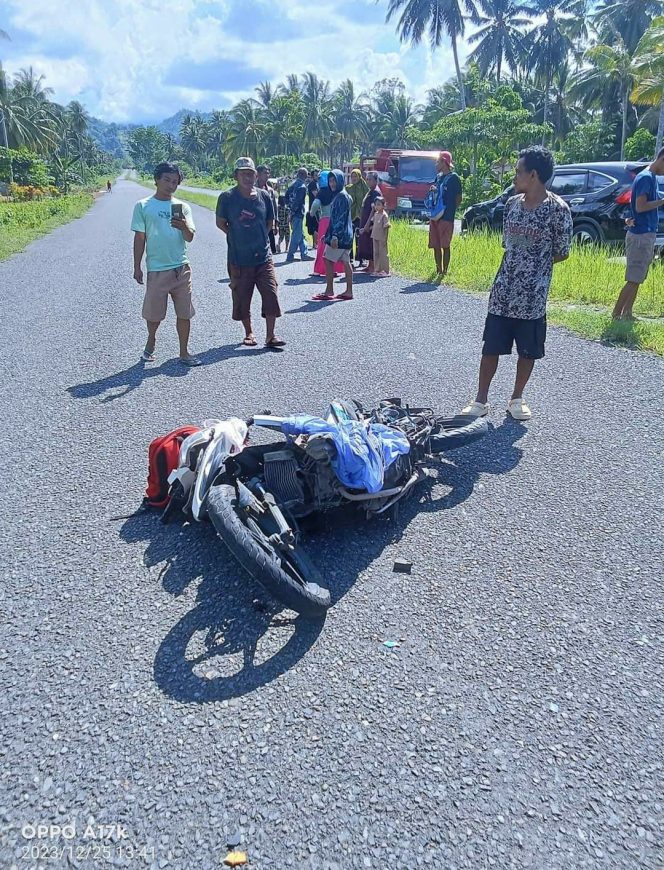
488;193;572;320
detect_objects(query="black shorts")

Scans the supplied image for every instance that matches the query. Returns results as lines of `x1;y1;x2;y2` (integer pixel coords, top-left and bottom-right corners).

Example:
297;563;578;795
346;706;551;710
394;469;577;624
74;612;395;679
482;313;546;359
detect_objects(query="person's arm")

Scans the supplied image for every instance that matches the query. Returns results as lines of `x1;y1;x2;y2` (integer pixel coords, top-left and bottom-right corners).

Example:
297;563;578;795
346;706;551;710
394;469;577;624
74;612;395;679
455;175;463;208
264;190;274;232
171;217;194;242
216;193;229;234
296;184;306;213
133;232;146;284
635;193;664;213
553;204;573;264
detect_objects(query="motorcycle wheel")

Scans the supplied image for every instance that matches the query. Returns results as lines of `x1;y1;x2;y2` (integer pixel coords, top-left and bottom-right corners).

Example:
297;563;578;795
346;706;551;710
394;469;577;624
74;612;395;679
429;414;488;453
206;483;331;619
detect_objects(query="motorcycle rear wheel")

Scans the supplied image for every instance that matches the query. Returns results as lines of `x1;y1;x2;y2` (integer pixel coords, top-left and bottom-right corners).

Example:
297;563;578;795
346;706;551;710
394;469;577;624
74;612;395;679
206;483;331;619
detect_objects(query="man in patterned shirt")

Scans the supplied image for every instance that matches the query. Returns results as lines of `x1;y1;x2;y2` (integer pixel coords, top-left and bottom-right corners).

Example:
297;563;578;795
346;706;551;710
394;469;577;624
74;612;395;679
462;146;572;421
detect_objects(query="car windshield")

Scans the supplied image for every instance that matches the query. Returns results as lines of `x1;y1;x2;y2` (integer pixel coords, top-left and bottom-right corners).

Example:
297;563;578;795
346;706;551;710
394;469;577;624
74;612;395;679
399;156;438;183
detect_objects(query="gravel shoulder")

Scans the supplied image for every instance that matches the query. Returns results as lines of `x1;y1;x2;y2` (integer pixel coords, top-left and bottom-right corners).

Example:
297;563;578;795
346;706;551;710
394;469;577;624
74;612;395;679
1;179;662;868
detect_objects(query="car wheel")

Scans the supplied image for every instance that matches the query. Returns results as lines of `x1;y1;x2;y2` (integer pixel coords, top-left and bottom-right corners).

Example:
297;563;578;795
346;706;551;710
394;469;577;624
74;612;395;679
573;222;603;244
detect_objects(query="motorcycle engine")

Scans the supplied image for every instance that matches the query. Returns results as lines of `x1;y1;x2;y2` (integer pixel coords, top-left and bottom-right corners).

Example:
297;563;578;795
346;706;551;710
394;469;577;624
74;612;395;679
303;435;343;510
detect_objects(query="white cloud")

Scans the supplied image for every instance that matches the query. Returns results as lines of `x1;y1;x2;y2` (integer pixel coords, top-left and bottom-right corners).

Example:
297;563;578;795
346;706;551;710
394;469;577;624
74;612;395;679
0;0;470;121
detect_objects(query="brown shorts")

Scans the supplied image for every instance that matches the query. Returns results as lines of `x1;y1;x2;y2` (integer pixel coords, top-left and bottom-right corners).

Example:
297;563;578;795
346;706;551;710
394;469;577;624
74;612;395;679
625;232;656;284
229;261;281;321
142;265;195;322
428;219;454;249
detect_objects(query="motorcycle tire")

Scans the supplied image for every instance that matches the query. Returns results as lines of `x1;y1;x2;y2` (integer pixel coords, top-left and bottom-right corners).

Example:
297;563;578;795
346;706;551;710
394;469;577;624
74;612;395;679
206;483;331;619
429;414;488;453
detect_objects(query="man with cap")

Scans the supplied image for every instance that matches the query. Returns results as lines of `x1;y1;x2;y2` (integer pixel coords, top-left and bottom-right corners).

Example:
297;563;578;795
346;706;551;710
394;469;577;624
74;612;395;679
216;157;285;348
429;151;462;279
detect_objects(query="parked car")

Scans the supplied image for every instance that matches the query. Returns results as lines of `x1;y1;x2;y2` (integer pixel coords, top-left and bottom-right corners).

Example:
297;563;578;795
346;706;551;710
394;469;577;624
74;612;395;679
461;162;664;247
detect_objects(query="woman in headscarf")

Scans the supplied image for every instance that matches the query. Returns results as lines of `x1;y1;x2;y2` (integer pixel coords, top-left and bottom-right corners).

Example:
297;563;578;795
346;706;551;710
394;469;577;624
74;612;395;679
347;168;369;266
357;170;382;273
312;171;344;278
312;169;354;301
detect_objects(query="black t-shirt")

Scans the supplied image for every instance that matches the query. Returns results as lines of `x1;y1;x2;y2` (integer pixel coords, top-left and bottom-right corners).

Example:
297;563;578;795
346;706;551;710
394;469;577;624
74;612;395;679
307;179;319;210
216;187;274;267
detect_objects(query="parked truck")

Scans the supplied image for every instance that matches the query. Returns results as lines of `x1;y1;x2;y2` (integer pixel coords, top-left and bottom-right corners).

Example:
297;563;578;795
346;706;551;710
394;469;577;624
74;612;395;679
354;149;441;220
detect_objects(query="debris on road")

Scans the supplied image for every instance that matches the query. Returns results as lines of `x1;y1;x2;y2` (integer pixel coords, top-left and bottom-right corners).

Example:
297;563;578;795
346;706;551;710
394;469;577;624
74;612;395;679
223;850;248;866
393;558;412;574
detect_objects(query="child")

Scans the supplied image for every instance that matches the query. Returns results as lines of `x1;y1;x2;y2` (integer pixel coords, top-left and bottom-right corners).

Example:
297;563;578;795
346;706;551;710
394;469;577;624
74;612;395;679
277;194;290;253
370;197;390;277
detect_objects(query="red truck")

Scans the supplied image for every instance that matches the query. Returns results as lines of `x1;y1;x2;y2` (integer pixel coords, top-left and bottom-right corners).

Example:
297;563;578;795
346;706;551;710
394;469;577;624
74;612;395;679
352;149;441;219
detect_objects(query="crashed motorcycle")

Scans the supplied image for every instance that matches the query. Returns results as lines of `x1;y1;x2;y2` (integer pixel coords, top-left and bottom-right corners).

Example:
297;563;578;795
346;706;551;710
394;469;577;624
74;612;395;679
164;399;488;618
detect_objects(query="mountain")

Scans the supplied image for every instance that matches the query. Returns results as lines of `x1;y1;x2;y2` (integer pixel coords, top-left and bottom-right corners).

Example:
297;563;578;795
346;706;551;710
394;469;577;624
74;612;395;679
89;109;213;156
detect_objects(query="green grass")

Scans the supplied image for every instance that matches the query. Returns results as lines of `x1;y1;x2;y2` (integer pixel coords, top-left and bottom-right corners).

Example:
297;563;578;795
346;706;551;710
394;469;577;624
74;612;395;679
174;190;219;210
0;193;95;261
390;222;664;356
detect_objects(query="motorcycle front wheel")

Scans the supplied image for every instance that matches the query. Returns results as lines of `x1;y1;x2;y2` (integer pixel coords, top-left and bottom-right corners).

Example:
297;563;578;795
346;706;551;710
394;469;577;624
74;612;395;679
205;483;331;619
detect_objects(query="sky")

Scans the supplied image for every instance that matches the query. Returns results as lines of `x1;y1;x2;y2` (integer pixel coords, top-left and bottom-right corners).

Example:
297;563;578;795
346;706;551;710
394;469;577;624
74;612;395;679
0;0;471;123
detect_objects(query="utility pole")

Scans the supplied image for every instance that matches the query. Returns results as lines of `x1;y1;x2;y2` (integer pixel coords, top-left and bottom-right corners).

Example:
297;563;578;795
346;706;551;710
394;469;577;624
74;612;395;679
0;110;13;185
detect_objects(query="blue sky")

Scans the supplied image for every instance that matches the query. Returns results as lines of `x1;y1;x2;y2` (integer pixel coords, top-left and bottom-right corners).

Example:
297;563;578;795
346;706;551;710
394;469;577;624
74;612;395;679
0;0;468;122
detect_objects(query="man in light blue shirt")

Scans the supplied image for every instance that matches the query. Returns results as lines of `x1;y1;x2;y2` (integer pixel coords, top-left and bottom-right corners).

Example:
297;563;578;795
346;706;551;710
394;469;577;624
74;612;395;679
131;162;200;365
612;147;664;320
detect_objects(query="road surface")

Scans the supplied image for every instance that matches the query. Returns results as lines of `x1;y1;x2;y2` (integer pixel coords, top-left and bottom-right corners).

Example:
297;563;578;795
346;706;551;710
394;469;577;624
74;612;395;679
1;179;662;869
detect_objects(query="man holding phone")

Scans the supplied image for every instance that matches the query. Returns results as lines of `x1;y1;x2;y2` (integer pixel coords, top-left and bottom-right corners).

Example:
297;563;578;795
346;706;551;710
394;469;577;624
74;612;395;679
131;161;200;365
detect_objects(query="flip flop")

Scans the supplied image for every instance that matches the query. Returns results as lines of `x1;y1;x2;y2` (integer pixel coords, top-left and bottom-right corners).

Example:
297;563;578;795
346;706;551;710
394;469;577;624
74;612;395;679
333;294;354;301
311;293;334;301
179;355;201;367
265;338;287;348
242;336;258;346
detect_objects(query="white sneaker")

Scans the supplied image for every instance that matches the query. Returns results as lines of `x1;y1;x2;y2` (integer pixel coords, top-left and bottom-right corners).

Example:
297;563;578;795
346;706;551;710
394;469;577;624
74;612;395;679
507;398;531;420
461;401;489;418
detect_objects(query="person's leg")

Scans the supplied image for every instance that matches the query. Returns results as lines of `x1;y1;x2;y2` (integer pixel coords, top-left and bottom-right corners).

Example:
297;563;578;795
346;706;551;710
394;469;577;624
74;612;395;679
324;257;335;297
433;247;442;274
176;317;191;357
372;239;379;274
511;358;535;399
287;216;301;259
146;320;159;354
442;246;451;275
257;263;284;344
336;259;354;299
142;271;169;356
268;229;277;255
231;267;256;342
612;281;639;318
476;355;499;404
299;216;307;257
429;219;443;275
241;317;254;341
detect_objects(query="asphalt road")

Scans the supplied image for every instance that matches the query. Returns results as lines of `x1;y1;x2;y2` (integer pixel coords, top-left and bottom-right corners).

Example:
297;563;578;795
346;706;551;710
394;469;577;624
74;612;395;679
1;179;663;869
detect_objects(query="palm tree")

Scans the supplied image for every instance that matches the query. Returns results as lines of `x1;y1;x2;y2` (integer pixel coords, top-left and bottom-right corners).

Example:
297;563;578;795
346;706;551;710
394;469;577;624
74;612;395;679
278;74;301;98
334;80;369;162
570;40;637;158
467;0;531;82
207;109;230;162
0;65;53;151
631;16;664;153
12;66;54;102
386;0;476;110
377;93;422;146
300;72;332;152
224;100;265;162
180;113;211;171
593;0;664;55
524;0;587;143
254;81;274;109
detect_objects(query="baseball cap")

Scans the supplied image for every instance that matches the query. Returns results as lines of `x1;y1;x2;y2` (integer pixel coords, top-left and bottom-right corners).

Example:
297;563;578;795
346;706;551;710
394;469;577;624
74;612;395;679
440;150;454;168
234;157;256;172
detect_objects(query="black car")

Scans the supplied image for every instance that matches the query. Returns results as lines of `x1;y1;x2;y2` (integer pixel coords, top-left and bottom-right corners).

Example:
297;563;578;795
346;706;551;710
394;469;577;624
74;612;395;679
461;162;664;246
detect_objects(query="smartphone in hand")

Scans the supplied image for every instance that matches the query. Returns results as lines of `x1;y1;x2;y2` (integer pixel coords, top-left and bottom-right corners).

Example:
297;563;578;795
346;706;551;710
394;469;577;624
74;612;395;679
171;203;184;220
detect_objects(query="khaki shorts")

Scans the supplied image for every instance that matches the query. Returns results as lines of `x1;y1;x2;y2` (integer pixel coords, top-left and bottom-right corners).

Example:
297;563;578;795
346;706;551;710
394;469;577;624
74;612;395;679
143;265;195;321
625;232;656;284
323;245;351;264
429;219;454;249
229;261;281;321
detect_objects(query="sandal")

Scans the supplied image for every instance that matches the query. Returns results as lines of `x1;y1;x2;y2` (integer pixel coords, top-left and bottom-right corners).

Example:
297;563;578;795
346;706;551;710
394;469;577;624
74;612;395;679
242;335;258;346
311;293;334;301
141;347;155;361
265;338;287;348
333;294;354;301
461;401;489;418
507;398;531;420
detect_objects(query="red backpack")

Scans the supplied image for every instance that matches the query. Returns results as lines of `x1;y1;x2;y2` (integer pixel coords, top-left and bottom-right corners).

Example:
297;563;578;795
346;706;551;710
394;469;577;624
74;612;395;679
145;425;200;509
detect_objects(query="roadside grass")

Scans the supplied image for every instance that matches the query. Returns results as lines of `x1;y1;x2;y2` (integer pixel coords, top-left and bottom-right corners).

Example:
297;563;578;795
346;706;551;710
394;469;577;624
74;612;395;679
0;193;95;262
174;190;219;210
390;222;664;356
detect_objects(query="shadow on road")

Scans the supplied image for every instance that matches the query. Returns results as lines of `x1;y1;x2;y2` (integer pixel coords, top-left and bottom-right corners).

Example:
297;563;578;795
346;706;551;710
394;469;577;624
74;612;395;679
400;281;439;294
120;417;525;704
67;344;262;401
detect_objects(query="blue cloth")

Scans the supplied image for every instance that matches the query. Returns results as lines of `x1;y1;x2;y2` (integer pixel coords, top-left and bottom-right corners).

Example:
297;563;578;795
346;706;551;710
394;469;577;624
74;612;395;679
430;172;463;222
630;170;660;235
286;178;307;217
281;416;410;493
325;170;353;249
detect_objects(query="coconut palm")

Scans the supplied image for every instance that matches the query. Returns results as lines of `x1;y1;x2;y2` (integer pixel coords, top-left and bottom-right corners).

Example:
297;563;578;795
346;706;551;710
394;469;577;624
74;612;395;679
570;40;637;158
300;72;332;150
224;100;265;162
12;66;54;102
376;93;422;146
254;81;275;109
386;0;476;110
524;0;587;142
631;16;664;153
333;79;369;162
593;0;664;55
0;64;53;151
467;0;531;82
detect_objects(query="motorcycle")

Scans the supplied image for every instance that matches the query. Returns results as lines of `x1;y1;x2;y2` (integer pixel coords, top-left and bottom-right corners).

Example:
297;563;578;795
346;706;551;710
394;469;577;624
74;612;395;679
163;398;488;618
